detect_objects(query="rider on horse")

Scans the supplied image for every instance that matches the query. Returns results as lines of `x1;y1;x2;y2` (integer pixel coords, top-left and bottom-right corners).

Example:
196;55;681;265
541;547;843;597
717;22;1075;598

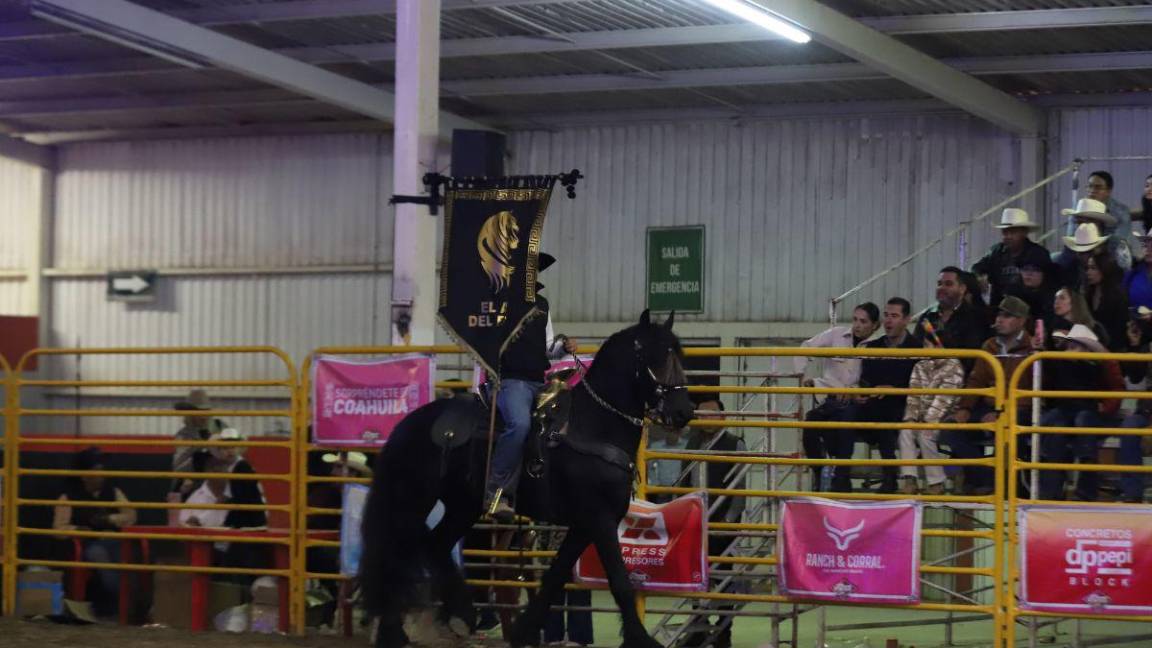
486;252;577;519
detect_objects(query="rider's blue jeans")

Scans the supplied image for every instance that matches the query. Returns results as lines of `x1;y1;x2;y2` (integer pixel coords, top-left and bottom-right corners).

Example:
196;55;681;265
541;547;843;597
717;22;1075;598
488;378;542;502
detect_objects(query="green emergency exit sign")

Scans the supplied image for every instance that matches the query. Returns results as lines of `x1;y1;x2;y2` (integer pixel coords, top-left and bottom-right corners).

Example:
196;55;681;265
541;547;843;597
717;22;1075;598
646;226;705;313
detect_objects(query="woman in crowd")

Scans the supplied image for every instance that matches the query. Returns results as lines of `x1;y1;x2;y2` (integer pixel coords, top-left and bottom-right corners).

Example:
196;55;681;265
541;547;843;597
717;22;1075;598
52;447;137;617
1036;287;1108;350
1084;253;1129;351
1127;228;1152;311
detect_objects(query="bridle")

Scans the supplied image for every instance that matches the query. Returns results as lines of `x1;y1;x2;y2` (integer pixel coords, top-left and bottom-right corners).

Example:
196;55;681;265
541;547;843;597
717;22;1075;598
567;336;687;427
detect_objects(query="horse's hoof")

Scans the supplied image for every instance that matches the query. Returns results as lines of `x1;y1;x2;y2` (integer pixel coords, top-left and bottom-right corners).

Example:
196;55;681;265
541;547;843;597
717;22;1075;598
447;616;472;638
375;624;410;648
508;622;541;648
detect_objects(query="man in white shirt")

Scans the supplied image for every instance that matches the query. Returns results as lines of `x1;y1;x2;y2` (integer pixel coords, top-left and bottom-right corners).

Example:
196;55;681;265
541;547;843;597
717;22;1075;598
794;303;880;490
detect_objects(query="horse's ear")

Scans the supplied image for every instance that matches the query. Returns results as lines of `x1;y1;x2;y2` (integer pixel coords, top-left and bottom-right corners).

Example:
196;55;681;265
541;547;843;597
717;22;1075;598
639;309;651;327
664;311;676;331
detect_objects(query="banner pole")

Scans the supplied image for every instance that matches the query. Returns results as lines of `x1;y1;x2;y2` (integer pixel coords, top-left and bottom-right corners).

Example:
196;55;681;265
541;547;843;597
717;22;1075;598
484;382;502;516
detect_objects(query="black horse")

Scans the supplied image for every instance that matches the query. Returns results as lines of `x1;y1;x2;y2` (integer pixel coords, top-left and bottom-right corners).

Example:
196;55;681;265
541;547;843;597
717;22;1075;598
360;310;695;648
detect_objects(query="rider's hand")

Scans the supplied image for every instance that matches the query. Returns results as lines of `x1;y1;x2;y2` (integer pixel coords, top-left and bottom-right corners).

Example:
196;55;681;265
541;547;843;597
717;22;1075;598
563;337;578;354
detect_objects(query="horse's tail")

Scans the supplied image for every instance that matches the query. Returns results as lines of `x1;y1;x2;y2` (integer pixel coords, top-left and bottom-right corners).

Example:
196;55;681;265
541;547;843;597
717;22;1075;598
359;399;450;619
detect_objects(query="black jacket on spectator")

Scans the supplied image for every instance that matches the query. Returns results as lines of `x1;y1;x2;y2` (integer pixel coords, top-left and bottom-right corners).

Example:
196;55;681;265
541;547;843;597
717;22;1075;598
499;296;550;383
972;240;1054;308
685;429;745;523
859;333;922;410
914;302;988;375
1018;286;1056;324
1087;286;1130;352
223;459;267;529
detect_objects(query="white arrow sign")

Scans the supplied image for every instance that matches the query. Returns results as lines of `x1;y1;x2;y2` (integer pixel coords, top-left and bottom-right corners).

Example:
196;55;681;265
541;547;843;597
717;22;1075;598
112;275;150;294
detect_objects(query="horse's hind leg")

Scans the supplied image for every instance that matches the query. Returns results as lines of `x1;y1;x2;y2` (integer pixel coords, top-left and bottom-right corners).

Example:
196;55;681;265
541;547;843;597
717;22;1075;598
375;607;410;648
588;515;662;648
429;493;483;636
508;528;590;648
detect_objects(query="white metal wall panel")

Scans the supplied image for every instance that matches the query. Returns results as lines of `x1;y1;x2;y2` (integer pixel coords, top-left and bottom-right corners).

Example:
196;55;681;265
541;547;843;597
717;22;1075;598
53;134;393;269
510;115;1017;323
1048;107;1152;227
0;154;38;314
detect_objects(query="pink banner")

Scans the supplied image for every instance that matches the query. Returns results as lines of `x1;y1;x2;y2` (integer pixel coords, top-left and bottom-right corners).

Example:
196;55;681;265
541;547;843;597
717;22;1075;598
311;354;435;447
779;497;921;604
575;492;708;592
1019;505;1152;615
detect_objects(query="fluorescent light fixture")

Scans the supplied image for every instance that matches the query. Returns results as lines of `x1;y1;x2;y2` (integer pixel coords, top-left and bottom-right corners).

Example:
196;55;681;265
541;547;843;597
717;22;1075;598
702;0;811;44
29;1;209;69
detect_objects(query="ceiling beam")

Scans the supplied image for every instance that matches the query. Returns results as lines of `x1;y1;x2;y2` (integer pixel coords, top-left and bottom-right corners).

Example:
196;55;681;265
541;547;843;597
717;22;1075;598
0;0;581;40
27;0;488;136
0;135;54;168
5;5;1150;84
757;0;1041;135
7;50;1151;119
2;2;1147;43
440;51;1152;96
16;120;391;145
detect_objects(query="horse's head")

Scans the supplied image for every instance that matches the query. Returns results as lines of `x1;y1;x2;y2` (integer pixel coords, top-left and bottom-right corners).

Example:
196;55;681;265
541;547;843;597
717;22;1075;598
627;309;695;430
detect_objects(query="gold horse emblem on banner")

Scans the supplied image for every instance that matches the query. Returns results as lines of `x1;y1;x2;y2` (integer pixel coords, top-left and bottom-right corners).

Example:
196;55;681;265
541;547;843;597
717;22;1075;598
477;210;519;293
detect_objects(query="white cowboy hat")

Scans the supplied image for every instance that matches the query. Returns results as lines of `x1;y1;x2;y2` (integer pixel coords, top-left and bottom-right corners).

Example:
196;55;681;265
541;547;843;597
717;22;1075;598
1052;324;1106;353
1061;198;1116;227
994;208;1039;230
1063;222;1109;253
218;427;244;441
322;450;372;475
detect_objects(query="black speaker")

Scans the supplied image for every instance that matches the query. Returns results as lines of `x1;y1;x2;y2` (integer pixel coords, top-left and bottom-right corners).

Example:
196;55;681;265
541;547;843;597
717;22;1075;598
451;129;506;177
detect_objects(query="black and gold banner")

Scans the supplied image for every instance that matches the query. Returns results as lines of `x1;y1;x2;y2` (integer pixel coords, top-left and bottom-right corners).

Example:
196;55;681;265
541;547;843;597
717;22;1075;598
437;174;577;376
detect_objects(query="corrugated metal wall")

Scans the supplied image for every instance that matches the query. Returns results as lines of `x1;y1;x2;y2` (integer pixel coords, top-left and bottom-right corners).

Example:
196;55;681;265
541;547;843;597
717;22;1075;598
1048;107;1152;226
54;134;393;269
509;114;1019;323
0;155;39;315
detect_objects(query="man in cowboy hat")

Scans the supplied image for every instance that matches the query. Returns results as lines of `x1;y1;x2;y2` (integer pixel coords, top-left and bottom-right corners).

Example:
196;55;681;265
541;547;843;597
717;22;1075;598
171;389;228;496
1056;220;1114;290
1055;198;1128;289
1037;324;1125;501
486;252;576;519
972;208;1054;309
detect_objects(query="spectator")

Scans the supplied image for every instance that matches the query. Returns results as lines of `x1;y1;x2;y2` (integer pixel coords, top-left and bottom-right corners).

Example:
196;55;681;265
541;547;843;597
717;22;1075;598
683;398;744;648
1017;261;1056;323
899;329;963;495
646;424;687;504
172;389;227;497
795;302;880;490
1055;208;1118;289
1086;171;1135;265
179;462;228;529
208;429;269;586
1137;173;1152;234
1037;288;1106;350
1038;325;1125;501
1084;253;1129;351
946;297;1035;495
914;267;987;374
52;448;137;617
972;208;1052;309
1125;227;1152;312
847;298;921;493
1118;319;1151;502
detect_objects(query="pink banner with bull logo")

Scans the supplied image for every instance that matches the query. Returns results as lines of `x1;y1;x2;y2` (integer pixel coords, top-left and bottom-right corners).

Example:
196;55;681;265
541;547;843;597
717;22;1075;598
779;497;922;604
312;354;435;447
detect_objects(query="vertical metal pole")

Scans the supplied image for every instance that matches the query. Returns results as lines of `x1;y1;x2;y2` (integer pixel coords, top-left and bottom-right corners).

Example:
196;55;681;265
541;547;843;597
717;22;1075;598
390;0;442;345
291;357;308;635
958;226;969;269
1030;359;1041;499
2;359;15;617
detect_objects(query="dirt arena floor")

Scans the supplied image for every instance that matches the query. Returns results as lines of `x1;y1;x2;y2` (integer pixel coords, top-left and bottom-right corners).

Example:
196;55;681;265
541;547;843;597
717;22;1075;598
1;617;364;648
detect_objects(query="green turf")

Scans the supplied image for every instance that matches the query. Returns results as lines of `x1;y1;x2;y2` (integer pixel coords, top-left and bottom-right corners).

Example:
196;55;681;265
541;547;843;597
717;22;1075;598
575;593;1152;648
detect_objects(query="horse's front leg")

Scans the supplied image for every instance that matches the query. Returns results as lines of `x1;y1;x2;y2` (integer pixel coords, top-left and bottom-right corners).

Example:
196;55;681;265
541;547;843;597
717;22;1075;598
588;513;662;648
509;528;590;647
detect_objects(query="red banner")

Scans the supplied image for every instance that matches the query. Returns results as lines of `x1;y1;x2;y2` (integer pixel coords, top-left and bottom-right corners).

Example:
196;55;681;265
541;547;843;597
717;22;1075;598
779;497;922;604
1019;505;1152;615
311;354;435;447
575;493;708;592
